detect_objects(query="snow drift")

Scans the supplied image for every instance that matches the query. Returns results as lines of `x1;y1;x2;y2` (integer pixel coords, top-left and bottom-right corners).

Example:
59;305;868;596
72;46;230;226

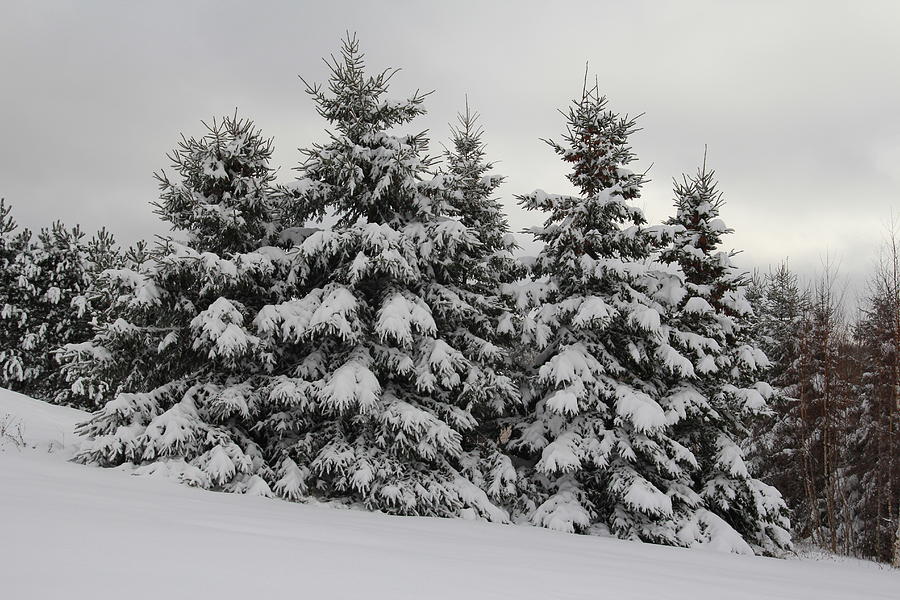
1;388;897;599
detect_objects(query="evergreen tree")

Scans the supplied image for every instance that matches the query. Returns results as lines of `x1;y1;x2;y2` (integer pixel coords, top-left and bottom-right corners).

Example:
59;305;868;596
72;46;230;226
0;200;116;403
27;223;96;397
442;101;520;282
153;113;278;254
662;161;791;554
260;36;520;519
440;102;526;493
68;113;291;495
53;230;128;407
510;80;706;544
0;199;32;387
750;263;812;529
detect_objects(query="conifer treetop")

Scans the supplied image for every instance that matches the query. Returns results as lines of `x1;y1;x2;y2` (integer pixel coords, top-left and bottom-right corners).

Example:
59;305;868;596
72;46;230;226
153;113;276;256
443;100;511;255
446;100;495;187
295;34;438;227
302;34;429;141
550;78;643;201
667;153;736;288
0;199;16;239
520;78;655;274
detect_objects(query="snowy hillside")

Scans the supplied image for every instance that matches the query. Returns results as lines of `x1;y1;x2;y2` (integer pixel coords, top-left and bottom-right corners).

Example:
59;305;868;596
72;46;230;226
1;388;896;600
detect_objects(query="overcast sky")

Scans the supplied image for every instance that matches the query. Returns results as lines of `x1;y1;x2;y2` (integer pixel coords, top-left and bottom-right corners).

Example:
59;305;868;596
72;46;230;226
2;1;898;296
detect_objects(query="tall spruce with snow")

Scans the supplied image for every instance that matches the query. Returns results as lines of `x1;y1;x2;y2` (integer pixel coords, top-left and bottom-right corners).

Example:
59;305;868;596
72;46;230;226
662;163;791;554
260;37;520;518
511;82;706;544
441;103;525;474
67;114;291;495
442;102;521;287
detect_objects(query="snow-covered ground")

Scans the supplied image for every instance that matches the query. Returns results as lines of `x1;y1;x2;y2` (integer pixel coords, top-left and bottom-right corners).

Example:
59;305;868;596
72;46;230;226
1;388;896;600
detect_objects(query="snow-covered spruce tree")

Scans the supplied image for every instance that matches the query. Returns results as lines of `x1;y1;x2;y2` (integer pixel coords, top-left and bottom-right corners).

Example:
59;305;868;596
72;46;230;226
440;101;527;499
0;202;113;403
510;81;710;543
25;223;99;399
260;36;520;518
51;228;125;406
441;101;522;288
661;162;791;554
67;114;291;495
153;112;277;255
749;263;810;534
0;198;33;388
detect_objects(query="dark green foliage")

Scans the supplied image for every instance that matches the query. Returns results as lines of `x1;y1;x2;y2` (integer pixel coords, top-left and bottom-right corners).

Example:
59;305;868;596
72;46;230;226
153;113;278;255
0;199;120;404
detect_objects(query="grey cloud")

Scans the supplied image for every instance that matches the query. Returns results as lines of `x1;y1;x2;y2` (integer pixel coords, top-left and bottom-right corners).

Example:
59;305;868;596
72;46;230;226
1;0;898;294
